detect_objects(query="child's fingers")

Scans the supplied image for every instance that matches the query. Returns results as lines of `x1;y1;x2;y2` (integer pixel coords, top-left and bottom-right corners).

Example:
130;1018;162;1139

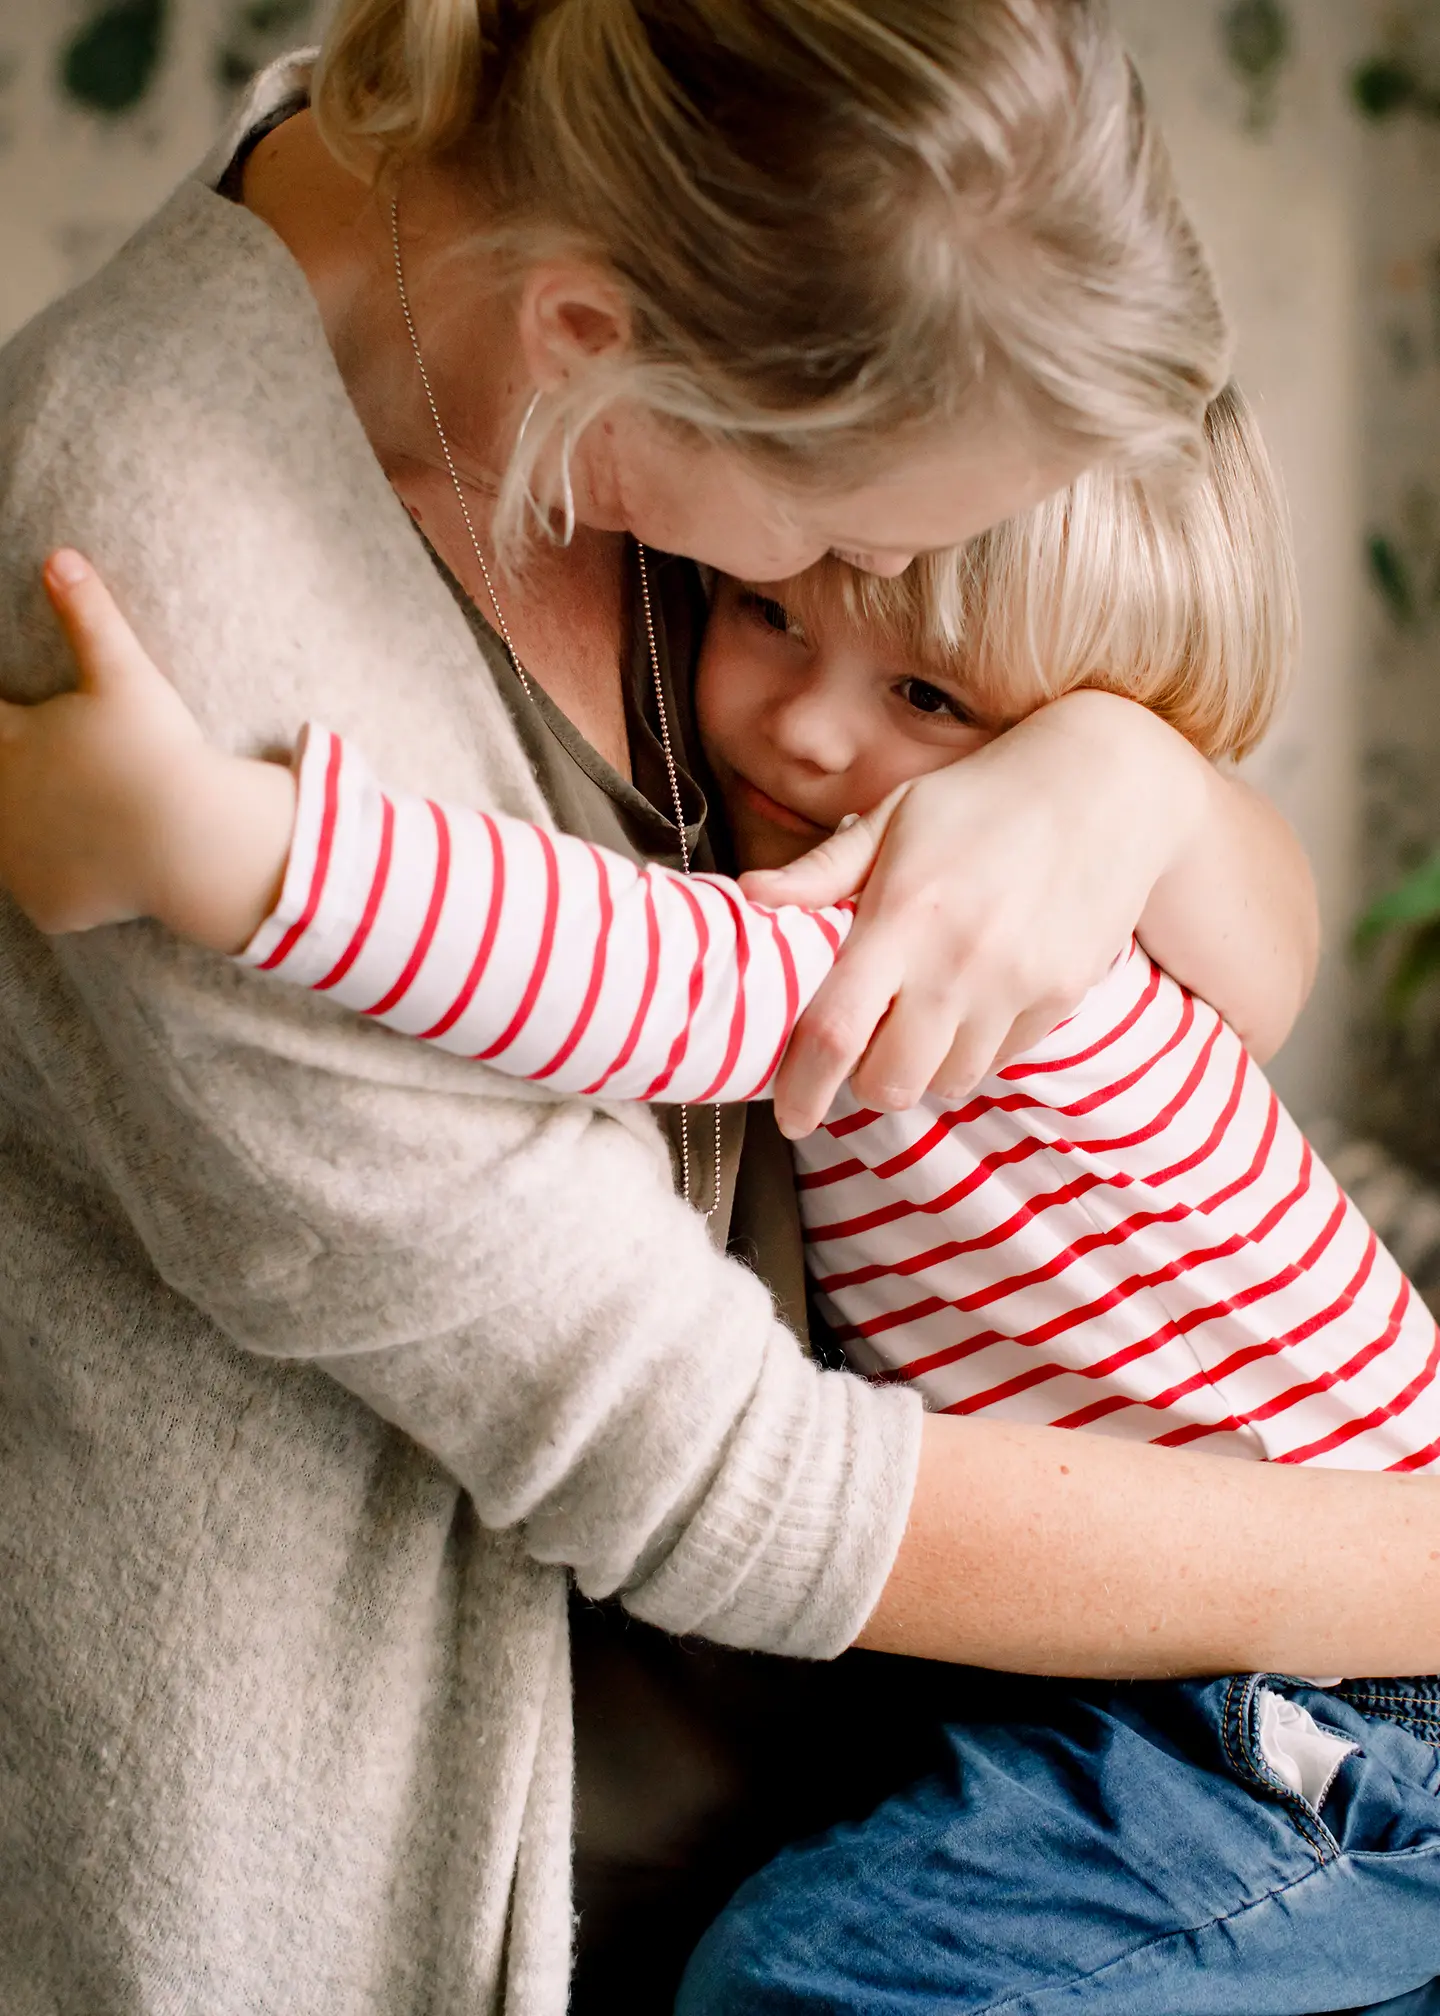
42;549;162;699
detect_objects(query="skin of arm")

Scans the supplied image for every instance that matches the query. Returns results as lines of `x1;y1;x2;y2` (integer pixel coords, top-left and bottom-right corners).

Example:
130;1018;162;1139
864;1412;1440;1678
0;554;297;950
14;558;1318;1078
1138;758;1318;1065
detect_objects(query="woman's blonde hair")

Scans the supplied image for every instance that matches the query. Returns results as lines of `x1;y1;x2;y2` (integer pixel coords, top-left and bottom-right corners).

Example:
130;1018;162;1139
314;1;1232;556
799;381;1297;762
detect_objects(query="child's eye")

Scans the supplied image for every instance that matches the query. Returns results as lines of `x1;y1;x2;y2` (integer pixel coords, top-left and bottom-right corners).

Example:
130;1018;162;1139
898;677;977;725
739;590;806;642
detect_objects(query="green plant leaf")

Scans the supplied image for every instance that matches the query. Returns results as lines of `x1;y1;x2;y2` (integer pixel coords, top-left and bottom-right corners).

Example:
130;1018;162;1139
61;0;166;116
1387;917;1440;1016
1357;850;1440;945
241;0;311;29
1367;532;1418;627
1350;54;1440;122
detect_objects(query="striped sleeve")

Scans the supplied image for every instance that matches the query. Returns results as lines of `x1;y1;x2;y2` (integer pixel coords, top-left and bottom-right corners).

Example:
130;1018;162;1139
237;723;853;1104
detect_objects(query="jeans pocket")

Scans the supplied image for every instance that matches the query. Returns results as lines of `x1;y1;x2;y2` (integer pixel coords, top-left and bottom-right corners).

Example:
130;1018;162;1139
1219;1674;1349;1858
1254;1688;1359;1812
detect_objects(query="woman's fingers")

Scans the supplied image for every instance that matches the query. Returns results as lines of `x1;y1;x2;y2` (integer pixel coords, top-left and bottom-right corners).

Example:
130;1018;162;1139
861;997;1011;1112
42;549;164;700
772;923;906;1136
849;990;981;1113
740;815;880;913
739;784;910;910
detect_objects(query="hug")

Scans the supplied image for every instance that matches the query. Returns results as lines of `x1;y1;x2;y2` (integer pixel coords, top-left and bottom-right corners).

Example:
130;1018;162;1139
0;3;1438;2013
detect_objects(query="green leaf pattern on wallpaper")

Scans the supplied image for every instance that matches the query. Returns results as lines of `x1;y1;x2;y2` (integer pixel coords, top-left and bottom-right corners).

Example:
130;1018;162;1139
1346;1;1440;1178
1354;3;1440;648
61;0;166;116
1219;0;1293;133
57;0;317;119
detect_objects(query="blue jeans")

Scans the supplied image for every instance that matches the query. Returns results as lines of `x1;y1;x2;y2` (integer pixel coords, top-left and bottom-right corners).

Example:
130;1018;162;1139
676;1673;1440;2015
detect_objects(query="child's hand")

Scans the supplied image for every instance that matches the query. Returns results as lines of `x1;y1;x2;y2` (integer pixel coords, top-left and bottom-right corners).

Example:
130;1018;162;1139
0;550;296;952
0;551;210;932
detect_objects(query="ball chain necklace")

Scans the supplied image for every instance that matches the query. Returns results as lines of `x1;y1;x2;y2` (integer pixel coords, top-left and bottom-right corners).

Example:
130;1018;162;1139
390;195;723;1218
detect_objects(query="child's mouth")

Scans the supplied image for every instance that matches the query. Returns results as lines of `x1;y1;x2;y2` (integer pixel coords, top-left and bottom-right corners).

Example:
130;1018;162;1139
728;771;833;839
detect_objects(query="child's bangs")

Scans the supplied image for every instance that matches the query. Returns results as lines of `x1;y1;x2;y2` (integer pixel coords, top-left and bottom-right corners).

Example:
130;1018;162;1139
779;382;1297;763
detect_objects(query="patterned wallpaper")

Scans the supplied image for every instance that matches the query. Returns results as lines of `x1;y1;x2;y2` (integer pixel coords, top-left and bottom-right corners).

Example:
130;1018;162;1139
1346;2;1440;1174
2;0;1438;1157
0;1;321;336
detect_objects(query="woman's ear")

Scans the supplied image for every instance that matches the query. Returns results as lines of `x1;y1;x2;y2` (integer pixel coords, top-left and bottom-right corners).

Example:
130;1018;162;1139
515;260;632;391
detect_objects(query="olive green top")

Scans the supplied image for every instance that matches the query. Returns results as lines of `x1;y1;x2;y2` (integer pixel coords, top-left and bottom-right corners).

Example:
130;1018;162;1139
435;542;812;1339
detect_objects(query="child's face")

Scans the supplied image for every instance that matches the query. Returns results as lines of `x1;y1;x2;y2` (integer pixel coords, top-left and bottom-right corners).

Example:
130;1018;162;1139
696;577;1006;871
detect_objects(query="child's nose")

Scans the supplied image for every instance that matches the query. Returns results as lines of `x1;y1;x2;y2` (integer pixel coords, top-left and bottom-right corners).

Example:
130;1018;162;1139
769;686;858;774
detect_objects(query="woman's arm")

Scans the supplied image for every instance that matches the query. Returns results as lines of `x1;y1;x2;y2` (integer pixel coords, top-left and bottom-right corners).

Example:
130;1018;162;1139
744;692;1318;1134
867;1412;1439;1680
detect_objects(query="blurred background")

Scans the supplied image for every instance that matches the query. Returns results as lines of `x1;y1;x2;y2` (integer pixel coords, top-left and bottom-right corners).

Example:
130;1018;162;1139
4;0;1440;1274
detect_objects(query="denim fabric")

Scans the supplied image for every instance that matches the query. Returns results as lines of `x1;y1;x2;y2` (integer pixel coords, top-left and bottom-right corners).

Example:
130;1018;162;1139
676;1674;1440;2015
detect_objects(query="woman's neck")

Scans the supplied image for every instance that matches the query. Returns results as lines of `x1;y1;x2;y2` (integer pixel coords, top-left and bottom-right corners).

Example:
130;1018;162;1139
240;113;634;774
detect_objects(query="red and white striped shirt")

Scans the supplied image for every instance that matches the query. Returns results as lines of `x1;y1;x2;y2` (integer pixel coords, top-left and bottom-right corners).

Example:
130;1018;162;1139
241;725;1440;1472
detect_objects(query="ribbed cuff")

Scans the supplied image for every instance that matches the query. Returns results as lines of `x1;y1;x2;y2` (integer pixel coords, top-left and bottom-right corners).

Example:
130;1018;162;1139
624;1343;924;1661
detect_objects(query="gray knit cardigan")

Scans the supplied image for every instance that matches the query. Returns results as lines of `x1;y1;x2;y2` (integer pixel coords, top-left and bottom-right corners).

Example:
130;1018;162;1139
0;69;921;2016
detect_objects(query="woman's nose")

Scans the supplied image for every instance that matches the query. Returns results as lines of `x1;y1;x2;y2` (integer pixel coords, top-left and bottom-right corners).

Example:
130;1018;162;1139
830;548;915;578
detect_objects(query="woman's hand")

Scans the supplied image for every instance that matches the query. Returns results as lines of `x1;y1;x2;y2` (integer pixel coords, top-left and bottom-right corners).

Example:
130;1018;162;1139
741;689;1308;1138
0;550;296;952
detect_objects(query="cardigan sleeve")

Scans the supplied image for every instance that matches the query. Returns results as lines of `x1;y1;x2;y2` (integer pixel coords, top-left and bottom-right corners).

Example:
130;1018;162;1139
0;214;922;1660
237;723;854;1104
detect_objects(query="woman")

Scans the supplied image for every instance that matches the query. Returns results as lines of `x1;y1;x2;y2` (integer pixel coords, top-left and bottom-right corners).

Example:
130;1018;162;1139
0;6;1434;2015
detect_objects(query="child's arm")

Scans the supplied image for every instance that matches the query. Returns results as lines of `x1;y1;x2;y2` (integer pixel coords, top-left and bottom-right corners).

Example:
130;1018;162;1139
1136;762;1318;1064
0;552;848;1106
247;723;849;1103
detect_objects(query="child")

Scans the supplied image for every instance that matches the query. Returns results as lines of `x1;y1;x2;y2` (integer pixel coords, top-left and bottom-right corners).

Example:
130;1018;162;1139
5;383;1440;2009
225;391;1440;1466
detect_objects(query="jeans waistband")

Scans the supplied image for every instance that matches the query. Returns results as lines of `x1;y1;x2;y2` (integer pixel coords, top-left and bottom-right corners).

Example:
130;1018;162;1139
1329;1676;1440;1727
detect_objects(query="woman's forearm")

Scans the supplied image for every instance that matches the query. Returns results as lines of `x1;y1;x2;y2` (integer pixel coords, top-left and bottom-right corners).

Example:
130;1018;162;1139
1138;763;1318;1063
858;1412;1439;1679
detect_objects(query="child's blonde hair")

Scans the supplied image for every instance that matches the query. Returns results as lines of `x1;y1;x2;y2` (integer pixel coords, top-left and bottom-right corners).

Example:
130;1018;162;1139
314;0;1231;558
795;381;1296;762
